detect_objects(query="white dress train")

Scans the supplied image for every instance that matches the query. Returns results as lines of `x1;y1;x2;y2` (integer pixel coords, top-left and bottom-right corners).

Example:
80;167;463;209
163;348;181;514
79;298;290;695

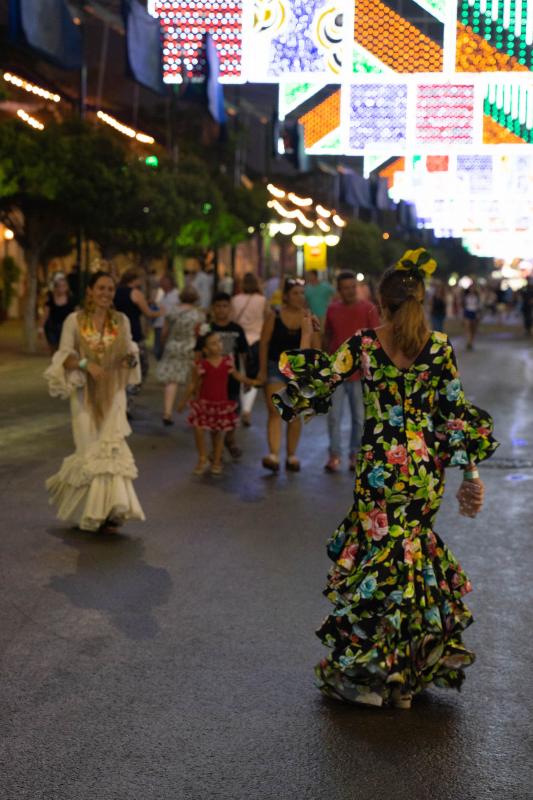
44;312;145;531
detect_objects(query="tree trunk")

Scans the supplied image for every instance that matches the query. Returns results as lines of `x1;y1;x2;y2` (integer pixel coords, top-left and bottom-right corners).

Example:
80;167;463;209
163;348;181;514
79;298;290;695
23;247;39;354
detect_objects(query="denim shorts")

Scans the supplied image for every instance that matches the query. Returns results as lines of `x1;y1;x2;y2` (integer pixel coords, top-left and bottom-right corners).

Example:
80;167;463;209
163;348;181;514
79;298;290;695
267;359;289;386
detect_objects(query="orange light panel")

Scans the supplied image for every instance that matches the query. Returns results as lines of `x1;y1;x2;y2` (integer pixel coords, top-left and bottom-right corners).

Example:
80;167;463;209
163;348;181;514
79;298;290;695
456;23;529;73
483;115;526;145
299;90;341;149
355;0;443;73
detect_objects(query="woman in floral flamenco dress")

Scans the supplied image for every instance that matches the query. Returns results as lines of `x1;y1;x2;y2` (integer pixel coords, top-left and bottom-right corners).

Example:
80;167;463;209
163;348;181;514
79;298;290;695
273;250;498;709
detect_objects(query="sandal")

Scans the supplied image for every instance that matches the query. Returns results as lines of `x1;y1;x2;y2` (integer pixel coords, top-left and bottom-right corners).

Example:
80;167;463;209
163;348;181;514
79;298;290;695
241;412;251;427
391;688;412;710
162;416;174;426
210;463;223;476
285;457;301;472
262;455;280;472
192;460;209;475
226;443;243;460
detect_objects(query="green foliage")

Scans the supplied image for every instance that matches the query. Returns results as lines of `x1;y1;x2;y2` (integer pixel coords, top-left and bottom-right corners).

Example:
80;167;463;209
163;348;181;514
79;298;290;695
336;219;385;276
0;256;20;315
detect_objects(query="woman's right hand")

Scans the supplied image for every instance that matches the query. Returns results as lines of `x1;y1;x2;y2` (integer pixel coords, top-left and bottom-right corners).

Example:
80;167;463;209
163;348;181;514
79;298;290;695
86;362;105;382
456;477;484;517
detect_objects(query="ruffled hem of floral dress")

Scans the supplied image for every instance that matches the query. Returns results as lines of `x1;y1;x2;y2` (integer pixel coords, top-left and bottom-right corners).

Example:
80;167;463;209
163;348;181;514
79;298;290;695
314;522;475;706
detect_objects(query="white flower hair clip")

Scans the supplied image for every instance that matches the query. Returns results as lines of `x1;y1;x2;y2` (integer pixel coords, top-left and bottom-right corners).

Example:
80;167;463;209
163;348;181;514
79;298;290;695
199;323;211;336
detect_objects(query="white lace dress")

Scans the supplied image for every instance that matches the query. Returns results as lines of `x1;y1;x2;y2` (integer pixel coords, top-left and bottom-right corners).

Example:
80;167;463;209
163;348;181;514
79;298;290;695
44;312;145;531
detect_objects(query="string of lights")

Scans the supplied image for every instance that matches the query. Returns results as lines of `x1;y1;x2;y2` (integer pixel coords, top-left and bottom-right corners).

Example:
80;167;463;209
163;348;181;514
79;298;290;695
96;111;155;144
3;72;61;103
17;109;44;130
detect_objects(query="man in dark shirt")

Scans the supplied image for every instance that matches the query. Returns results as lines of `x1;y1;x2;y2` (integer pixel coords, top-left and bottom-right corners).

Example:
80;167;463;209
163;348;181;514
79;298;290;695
195;292;248;458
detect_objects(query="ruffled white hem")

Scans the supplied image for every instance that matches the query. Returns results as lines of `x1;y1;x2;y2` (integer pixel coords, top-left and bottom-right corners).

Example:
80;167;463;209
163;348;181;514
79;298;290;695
46;439;145;531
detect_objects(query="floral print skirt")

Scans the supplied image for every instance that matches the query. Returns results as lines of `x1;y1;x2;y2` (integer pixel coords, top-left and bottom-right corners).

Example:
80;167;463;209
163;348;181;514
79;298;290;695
314;498;475;707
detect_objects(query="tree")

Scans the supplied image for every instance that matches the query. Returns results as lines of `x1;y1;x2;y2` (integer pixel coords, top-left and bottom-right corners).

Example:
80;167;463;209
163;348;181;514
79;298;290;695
0;118;128;351
335;219;385;277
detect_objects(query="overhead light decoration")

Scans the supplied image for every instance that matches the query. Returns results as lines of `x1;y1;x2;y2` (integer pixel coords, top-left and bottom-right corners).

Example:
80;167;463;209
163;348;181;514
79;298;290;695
287;192;313;207
96;111;155;144
316;204;331;218
3;228;14;240
17;109;44;130
317;219;331;232
332;214;346;227
267;183;286;199
3;72;60;103
324;234;340;246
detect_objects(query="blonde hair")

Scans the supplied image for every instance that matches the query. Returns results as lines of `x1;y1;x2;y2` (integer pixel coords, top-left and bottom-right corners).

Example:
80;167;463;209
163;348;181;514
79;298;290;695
379;267;429;359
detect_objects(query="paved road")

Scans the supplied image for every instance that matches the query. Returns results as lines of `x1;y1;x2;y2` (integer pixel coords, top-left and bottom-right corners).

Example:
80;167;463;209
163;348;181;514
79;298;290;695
1;330;532;800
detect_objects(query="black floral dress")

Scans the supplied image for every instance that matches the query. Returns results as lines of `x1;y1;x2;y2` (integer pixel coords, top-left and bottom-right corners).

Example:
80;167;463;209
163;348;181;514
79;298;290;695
273;329;498;707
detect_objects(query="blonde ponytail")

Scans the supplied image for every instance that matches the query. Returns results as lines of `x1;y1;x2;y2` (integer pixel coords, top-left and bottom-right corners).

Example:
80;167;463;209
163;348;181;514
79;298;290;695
379;266;429;359
391;295;429;359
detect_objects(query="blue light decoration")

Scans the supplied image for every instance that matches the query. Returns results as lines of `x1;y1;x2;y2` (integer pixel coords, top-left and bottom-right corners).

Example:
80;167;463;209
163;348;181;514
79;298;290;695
349;84;408;151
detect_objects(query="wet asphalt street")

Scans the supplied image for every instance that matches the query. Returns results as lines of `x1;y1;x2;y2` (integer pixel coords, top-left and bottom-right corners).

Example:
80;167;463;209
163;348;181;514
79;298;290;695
1;327;532;800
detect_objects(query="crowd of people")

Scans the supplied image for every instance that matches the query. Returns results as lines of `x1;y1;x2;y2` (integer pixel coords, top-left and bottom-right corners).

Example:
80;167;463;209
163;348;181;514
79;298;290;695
41;249;500;711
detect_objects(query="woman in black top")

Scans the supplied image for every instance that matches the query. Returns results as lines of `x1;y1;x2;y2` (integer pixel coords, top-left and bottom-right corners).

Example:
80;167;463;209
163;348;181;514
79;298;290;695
258;277;321;472
114;269;162;381
39;273;76;353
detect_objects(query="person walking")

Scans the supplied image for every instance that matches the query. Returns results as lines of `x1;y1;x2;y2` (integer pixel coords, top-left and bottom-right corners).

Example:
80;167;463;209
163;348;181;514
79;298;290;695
323;271;380;473
200;292;248;459
430;281;447;332
153;273;180;360
462;283;481;350
304;269;335;327
258;277;321;472
180;331;259;476
520;277;533;336
114;268;162;382
44;271;145;534
273;248;498;709
230;272;268;427
156;286;204;425
39;272;76;354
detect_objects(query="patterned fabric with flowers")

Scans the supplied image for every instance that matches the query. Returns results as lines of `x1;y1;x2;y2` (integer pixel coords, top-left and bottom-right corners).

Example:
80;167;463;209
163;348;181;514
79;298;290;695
79;311;120;360
273;329;499;706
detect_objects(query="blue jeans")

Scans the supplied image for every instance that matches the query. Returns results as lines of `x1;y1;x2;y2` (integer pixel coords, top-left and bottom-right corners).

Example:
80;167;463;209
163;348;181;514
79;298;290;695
328;380;364;458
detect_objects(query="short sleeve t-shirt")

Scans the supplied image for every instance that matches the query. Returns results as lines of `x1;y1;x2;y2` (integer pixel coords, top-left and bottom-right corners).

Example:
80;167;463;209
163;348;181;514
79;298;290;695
304;281;335;319
325;300;381;381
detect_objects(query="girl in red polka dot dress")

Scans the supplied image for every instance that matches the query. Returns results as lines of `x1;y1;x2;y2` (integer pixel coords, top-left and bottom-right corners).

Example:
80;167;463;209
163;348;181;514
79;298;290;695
179;330;260;476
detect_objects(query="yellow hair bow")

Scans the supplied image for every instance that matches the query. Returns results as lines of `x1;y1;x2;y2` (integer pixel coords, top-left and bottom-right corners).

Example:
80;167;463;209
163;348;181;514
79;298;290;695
395;248;437;278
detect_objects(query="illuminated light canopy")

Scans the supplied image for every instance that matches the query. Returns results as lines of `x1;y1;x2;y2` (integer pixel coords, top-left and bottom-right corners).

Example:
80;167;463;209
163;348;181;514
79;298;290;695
4;72;61;102
148;0;244;84
279;221;297;235
292;234;307;246
17;109;44;130
3;228;14;240
287;192;313;207
317;218;331;232
267;183;286;199
97;111;155;144
316;204;331;218
332;214;346;227
324;234;340;246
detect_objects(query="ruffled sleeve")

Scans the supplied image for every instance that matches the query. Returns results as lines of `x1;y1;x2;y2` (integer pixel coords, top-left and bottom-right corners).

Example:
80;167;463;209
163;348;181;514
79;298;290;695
434;338;499;467
43;312;86;399
272;334;362;422
122;313;141;386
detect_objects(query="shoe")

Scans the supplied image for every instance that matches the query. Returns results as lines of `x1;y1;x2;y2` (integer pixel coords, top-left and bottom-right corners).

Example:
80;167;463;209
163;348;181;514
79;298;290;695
391;688;412;710
241;412;251;427
324;455;341;473
226;443;243;460
285;457;301;472
262;455;280;472
210;464;223;476
162;416;174;426
192;460;209;475
348;453;358;472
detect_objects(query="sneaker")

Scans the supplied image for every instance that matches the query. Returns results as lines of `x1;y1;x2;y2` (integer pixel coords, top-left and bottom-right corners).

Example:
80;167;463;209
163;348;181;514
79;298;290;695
324;455;341;473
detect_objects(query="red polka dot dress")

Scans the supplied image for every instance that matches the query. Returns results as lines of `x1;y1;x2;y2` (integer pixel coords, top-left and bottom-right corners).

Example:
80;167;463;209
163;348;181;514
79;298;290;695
188;356;238;432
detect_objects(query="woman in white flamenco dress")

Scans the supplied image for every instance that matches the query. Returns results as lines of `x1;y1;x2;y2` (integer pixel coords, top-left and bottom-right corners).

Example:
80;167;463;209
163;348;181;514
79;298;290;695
44;271;145;533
